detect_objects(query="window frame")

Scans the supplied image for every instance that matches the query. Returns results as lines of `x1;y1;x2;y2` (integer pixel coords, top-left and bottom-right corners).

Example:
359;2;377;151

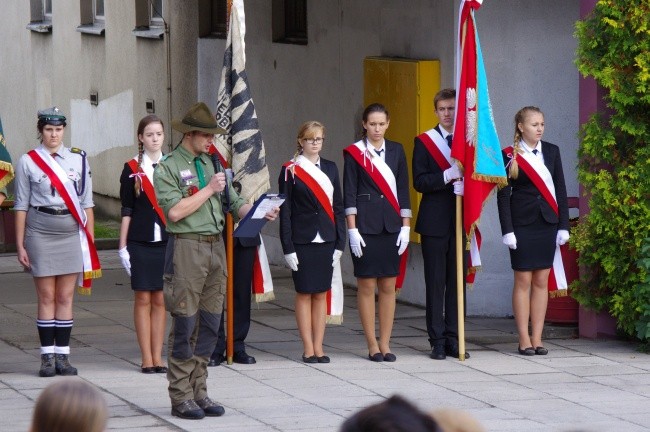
26;0;52;33
272;0;308;45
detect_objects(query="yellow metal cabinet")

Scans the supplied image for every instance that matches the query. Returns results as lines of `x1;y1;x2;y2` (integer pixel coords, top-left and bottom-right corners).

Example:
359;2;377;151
364;57;441;243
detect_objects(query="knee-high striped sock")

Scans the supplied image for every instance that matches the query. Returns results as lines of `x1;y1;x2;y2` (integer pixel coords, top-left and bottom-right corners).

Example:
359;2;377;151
37;319;55;354
54;319;73;354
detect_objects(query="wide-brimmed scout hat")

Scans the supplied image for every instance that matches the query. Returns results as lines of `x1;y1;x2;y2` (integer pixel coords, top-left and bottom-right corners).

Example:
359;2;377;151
171;102;226;135
37;106;67;126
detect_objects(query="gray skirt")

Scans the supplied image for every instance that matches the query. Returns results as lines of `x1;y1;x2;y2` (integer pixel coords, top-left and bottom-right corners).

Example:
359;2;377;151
25;208;83;277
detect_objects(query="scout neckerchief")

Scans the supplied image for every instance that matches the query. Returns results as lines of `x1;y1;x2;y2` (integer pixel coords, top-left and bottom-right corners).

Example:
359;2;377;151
343;140;408;290
284;155;343;323
504;144;568;297
418;128;481;285
28;147;101;294
208;144;275;302
127;157;167;226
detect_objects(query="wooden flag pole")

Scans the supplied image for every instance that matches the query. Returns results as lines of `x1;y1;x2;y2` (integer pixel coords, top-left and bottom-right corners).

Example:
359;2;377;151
225;0;235;366
456;195;466;361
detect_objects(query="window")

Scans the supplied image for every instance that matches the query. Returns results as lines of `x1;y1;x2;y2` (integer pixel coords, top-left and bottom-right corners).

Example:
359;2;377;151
26;0;52;33
199;0;228;39
77;0;105;35
272;0;307;45
134;0;165;39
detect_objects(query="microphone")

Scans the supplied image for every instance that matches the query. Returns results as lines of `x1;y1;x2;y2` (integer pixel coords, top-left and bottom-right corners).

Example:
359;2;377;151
211;153;230;212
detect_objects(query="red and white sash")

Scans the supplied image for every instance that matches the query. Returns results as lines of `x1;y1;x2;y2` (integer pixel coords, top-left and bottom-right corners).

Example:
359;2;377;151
208;144;274;302
127;159;166;226
28;148;101;294
418;130;480;284
284;156;343;323
343;140;408;290
505;145;567;296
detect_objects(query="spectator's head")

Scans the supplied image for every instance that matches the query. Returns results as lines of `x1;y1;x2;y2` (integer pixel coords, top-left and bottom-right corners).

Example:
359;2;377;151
340;395;441;432
431;408;486;432
30;379;108;432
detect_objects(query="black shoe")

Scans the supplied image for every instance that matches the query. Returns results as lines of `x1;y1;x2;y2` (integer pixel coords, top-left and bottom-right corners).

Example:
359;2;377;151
430;345;446;360
39;353;56;377
316;355;330;363
383;353;397;362
368;352;383;362
233;351;256;364
171;400;205;420
302;354;318;363
518;346;536;356
535;346;548;355
55;354;78;375
446;345;470;359
195;397;225;417
141;366;156;374
208;353;225;367
154;365;168;373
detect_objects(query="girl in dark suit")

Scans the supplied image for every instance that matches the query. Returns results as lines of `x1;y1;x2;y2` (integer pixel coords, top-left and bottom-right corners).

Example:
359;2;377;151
119;115;168;373
279;121;346;363
497;106;569;356
343;104;411;362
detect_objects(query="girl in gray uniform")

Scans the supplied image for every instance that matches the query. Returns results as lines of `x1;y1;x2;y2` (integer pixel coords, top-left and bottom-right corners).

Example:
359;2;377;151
14;107;94;377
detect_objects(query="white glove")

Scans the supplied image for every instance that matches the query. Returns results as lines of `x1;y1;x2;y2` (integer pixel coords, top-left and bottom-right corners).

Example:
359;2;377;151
332;249;343;267
443;164;462;184
396;226;410;255
453;179;464;196
502;232;517;250
556;229;570;246
284;253;299;271
118;247;131;276
348;228;366;258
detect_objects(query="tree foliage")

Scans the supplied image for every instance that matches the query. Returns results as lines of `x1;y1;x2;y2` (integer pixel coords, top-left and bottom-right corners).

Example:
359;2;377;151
573;0;650;339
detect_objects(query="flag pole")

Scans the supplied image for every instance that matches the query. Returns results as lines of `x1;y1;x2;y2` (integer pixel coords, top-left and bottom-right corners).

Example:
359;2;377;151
456;195;466;361
225;0;235;366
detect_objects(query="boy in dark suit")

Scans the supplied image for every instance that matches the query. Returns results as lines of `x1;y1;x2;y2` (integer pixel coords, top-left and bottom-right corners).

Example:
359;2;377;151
412;89;468;360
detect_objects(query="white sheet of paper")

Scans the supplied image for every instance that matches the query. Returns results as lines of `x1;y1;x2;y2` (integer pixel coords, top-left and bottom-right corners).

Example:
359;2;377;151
251;195;285;219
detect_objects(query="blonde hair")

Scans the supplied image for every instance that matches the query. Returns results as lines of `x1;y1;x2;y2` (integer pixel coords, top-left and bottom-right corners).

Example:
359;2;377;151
509;106;544;180
31;379;108;432
134;115;164;197
293;120;325;160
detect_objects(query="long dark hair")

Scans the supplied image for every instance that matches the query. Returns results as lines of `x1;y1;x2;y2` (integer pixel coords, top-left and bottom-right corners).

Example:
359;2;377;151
134;115;164;197
360;103;389;140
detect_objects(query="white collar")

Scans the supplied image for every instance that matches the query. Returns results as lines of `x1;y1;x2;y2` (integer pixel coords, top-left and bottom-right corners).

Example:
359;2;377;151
521;139;542;155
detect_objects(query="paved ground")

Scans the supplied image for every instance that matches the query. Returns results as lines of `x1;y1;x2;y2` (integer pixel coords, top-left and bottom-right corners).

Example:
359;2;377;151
0;250;648;432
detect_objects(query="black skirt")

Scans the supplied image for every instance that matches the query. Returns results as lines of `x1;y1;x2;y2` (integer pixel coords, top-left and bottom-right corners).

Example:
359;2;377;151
292;242;335;294
510;214;557;271
351;230;400;278
127;240;167;291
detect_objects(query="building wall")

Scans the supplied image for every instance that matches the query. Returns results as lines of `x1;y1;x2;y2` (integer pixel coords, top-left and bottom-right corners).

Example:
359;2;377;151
0;0;580;316
198;0;580;316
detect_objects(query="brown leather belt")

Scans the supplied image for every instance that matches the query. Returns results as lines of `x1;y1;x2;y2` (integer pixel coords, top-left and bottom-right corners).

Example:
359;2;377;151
33;206;71;215
175;233;221;242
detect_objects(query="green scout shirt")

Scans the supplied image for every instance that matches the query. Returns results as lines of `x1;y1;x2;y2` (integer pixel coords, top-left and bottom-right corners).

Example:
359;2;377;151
153;144;245;235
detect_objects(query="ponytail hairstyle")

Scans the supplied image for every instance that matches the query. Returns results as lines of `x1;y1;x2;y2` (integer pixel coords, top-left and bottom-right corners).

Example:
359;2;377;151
134;115;164;197
360;103;389;140
509;106;543;180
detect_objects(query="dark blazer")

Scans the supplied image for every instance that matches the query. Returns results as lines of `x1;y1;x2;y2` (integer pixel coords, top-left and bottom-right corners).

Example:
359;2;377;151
119;163;169;243
412;126;456;237
497;141;569;234
278;158;346;254
343;140;411;234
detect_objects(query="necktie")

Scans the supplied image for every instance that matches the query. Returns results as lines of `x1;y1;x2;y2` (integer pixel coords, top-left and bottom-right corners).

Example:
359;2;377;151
374;149;384;158
194;157;206;188
446;134;453;148
152;163;157;168
532;149;538;155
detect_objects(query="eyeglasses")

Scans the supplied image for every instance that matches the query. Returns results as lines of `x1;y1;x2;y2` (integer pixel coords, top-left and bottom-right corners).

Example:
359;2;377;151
302;138;324;145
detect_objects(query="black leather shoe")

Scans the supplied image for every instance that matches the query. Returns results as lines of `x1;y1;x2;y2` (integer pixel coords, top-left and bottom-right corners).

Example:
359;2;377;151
195;397;225;417
171;400;205;420
316;355;330;363
233;351;256;364
383;353;397;362
518;346;535;356
141;366;156;374
535;346;548;355
208;353;225;367
368;352;383;362
154;365;168;373
446;345;470;359
430;345;446;360
302;354;318;363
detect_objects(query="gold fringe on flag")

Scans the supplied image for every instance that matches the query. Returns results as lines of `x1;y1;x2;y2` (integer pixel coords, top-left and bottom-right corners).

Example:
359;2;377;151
255;292;275;303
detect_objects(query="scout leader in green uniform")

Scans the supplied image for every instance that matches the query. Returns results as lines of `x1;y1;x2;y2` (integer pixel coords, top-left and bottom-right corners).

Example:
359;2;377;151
154;102;279;420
